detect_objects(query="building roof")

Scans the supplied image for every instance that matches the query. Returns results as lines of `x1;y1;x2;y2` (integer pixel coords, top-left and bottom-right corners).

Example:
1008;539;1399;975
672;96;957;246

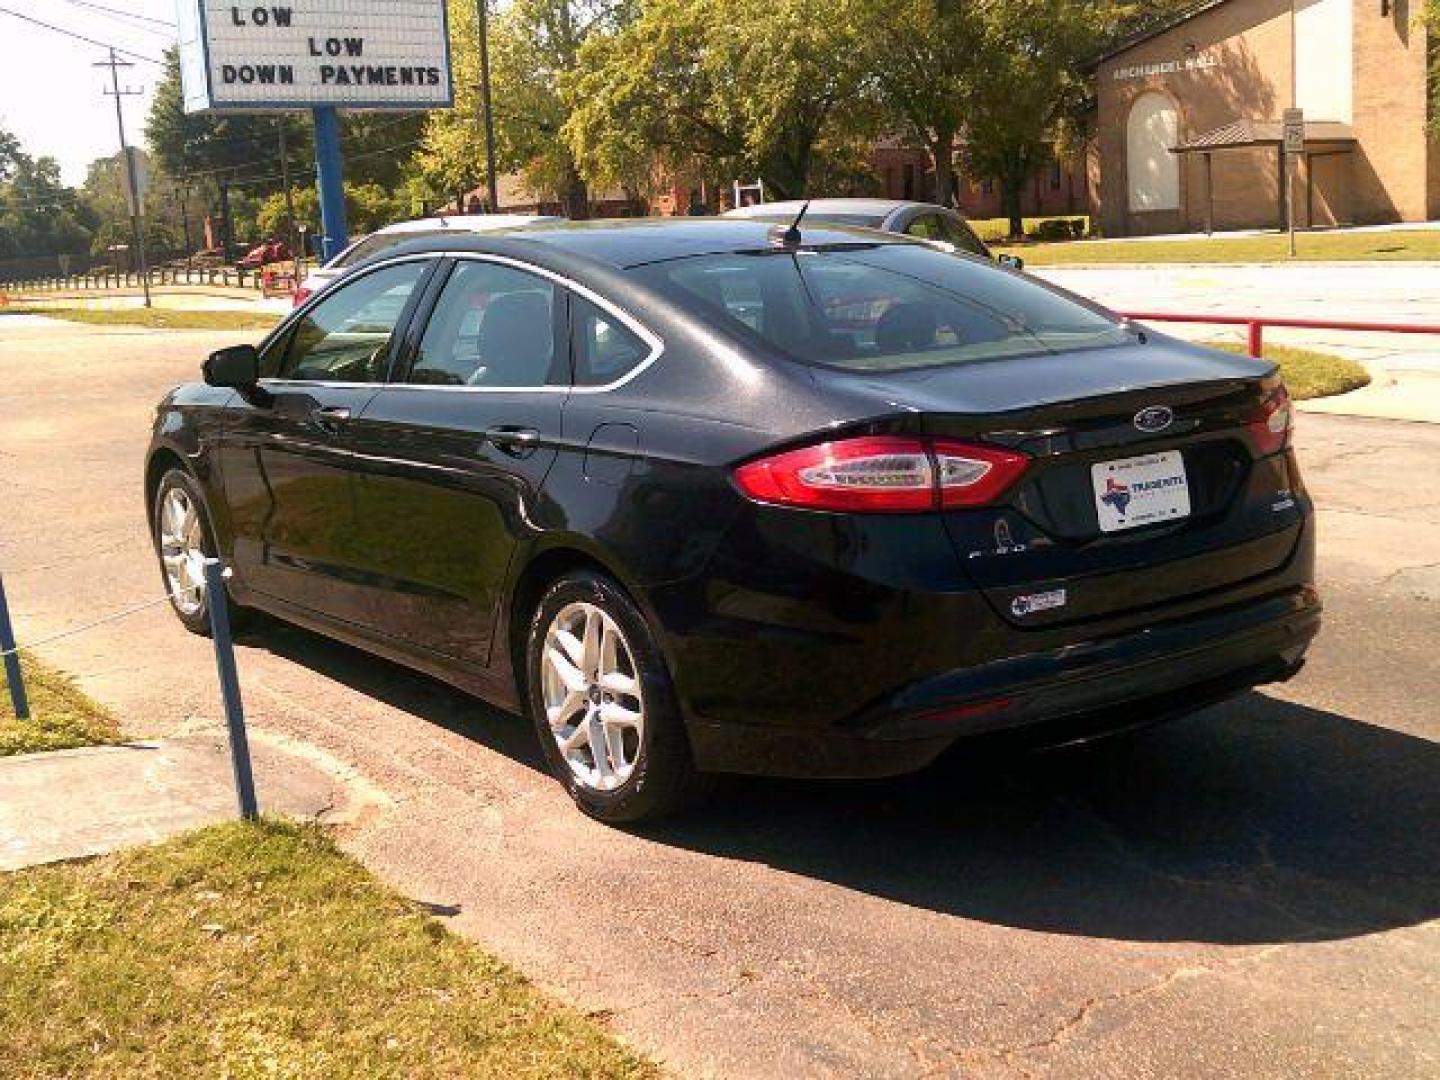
1171;119;1357;152
1089;0;1233;69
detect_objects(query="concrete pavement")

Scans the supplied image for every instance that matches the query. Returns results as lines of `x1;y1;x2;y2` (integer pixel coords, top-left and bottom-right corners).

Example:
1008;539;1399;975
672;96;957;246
0;734;349;870
1037;262;1440;423
0;316;1436;1078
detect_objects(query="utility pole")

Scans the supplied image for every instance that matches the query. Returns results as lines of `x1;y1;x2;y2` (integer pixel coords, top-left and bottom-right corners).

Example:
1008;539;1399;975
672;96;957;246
277;118;302;286
94;48;150;308
476;0;499;212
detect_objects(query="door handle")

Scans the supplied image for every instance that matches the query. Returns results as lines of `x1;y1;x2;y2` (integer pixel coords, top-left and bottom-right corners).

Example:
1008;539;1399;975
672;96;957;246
484;426;540;453
310;406;352;430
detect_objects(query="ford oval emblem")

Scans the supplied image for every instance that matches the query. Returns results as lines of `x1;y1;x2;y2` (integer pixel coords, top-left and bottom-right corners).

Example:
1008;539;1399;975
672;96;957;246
1133;405;1174;433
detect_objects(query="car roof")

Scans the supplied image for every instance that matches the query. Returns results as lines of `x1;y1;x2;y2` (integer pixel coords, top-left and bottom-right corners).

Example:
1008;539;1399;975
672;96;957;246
373;217;918;270
723;198;951;221
372;214;563;235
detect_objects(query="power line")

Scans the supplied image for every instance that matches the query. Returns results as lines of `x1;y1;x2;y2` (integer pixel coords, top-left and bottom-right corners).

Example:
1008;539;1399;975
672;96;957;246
0;7;163;64
55;0;176;30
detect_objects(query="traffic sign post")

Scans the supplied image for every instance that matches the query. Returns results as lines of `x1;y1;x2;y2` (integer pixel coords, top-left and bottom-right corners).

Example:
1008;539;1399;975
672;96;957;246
1283;108;1304;258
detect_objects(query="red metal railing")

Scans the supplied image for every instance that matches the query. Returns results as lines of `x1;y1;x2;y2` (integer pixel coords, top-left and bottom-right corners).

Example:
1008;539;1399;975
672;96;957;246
1118;311;1440;358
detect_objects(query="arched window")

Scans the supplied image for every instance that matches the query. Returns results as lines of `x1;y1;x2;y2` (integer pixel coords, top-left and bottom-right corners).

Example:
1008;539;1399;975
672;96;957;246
1126;92;1180;212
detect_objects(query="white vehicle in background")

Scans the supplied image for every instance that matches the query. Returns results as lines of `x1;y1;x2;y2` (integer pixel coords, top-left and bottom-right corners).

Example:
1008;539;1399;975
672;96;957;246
293;214;564;305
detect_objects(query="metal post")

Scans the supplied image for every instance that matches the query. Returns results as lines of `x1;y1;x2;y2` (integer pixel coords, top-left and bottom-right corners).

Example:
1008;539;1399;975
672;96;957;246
312;106;348;260
476;0;500;212
202;559;257;820
1204;152;1214;237
1286;151;1296;258
1247;320;1264;359
277;119;302;292
0;573;29;720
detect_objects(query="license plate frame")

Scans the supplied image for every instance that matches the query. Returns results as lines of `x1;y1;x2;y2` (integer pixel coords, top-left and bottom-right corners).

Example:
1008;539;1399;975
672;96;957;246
1091;450;1191;533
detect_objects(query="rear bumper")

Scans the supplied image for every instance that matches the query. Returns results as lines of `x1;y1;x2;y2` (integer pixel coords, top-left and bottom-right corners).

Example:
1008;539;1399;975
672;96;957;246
686;584;1321;778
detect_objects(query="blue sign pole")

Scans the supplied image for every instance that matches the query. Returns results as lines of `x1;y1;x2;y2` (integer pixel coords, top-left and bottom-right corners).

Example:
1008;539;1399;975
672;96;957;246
312;106;348;261
0;572;29;720
202;559;258;821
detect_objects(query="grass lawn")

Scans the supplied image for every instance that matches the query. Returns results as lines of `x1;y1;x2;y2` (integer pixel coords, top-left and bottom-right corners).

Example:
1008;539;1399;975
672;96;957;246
1;654;119;757
997;229;1440;265
1209;341;1372;400
1;306;279;331
0;820;656;1079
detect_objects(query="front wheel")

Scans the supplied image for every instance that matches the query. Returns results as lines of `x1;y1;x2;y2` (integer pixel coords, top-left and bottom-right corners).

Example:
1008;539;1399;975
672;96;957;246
526;571;711;823
151;467;242;636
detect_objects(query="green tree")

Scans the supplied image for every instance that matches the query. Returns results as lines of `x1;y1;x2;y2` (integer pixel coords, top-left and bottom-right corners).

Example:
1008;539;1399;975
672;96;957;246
0;126;93;259
564;0;874;200
858;0;984;208
419;0;637;217
958;0;1128;238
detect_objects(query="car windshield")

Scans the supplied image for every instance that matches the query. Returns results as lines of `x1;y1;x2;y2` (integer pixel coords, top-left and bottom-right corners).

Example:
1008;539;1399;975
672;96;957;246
631;244;1128;372
333;230;456;269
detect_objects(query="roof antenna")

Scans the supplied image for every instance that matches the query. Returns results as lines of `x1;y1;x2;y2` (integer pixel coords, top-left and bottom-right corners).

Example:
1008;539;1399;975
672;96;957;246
770;199;811;248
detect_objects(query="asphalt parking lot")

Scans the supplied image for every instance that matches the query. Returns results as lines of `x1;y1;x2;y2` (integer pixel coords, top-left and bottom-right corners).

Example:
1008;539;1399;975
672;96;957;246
2;317;1436;1078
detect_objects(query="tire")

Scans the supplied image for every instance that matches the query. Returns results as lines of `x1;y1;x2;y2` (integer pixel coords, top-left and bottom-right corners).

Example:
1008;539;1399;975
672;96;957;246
526;570;712;823
150;467;245;637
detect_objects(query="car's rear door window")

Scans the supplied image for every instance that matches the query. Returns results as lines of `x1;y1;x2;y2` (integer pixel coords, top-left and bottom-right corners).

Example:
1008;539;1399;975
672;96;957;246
405;260;564;388
571;295;651;386
274;261;429;382
633;246;1127;372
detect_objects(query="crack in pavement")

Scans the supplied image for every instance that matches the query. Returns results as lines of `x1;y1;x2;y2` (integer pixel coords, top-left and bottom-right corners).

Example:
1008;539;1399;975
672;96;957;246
986;943;1292;1077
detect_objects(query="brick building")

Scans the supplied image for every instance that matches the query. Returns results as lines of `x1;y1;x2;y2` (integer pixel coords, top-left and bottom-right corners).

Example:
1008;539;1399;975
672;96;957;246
1089;0;1439;236
869;139;1089;220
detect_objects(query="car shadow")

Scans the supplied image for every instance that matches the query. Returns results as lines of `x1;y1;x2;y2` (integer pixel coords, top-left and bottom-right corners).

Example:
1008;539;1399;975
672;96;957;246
234;616;1437;946
641;692;1440;946
235;612;549;773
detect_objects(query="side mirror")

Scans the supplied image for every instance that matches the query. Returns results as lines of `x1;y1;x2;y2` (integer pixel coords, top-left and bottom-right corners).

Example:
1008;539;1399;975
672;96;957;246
997;253;1025;271
203;344;259;388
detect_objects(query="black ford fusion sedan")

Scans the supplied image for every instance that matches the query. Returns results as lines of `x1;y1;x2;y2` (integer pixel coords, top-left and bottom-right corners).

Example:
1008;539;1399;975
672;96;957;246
146;219;1320;822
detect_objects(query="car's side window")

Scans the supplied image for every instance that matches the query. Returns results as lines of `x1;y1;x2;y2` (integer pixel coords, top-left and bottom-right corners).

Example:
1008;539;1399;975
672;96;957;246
938;214;989;257
278;262;428;383
407;261;562;388
572;295;650;387
904;214;941;240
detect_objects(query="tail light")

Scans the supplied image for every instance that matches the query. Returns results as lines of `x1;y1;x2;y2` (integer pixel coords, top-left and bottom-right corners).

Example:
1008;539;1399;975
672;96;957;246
1248;379;1293;456
733;435;1029;513
292;287;313;307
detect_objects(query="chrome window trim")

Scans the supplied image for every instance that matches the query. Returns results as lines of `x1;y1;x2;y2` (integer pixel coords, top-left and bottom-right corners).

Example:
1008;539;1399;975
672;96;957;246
259;250;666;396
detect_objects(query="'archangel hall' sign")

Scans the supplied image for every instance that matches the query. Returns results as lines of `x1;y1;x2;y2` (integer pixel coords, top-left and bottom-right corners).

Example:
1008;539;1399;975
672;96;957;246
176;1;454;112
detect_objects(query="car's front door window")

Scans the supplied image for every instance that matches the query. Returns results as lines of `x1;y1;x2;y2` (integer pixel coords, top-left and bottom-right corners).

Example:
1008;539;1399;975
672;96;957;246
274;262;428;383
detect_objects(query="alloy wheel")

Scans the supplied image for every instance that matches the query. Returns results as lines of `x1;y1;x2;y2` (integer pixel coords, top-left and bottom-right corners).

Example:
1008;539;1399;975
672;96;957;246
158;485;206;616
540;601;646;792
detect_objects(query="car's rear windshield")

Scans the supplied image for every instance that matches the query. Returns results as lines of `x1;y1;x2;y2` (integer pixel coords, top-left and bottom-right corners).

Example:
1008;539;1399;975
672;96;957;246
630;244;1127;372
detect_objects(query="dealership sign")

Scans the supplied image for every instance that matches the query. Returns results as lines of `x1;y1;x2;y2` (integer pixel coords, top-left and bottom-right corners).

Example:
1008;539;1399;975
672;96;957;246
176;1;453;112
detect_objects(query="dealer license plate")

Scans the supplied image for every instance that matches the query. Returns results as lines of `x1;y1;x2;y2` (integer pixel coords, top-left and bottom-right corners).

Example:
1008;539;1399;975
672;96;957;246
1091;450;1191;533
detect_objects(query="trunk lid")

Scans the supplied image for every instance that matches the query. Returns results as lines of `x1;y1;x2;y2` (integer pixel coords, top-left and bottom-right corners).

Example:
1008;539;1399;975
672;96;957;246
821;340;1305;627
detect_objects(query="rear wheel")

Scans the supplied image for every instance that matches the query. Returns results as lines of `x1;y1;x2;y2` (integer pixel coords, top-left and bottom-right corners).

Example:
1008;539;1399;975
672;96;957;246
526;571;710;823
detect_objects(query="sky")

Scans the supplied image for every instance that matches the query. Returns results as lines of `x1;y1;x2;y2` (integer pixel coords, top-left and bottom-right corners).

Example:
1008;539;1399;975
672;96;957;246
0;0;180;184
